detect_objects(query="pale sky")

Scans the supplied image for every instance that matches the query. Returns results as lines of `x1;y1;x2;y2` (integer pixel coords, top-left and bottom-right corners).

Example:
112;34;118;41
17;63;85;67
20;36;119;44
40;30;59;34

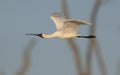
0;0;120;75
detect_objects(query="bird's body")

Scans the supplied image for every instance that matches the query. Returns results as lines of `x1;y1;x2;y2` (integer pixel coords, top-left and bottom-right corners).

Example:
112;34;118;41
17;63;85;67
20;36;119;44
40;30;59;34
26;12;96;39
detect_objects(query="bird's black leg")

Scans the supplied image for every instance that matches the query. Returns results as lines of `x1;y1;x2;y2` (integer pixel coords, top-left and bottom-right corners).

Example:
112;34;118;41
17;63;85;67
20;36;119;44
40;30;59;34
77;35;96;38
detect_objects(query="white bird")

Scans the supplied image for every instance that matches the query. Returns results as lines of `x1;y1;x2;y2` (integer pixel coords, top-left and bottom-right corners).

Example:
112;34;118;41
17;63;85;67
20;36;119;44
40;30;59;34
26;12;96;39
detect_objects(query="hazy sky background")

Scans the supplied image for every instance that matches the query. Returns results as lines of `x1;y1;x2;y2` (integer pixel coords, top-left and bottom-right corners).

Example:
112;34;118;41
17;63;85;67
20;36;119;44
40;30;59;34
0;0;120;75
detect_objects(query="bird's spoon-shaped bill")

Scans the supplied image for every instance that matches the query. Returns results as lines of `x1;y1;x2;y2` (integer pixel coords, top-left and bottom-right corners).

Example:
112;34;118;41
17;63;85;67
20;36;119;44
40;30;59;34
26;33;43;38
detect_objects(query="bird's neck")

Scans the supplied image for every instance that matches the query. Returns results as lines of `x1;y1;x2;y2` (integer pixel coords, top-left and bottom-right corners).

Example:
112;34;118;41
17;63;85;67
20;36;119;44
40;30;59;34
42;33;57;39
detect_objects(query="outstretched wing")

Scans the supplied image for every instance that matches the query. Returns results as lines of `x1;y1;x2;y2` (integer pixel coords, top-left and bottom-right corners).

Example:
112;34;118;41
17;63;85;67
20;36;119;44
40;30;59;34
62;20;92;33
62;20;79;33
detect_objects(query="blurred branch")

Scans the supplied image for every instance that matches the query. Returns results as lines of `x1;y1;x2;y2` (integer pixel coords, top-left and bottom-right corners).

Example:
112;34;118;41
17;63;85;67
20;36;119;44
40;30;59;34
94;40;107;75
102;0;110;5
86;0;107;75
61;0;70;19
90;0;102;35
116;59;120;75
86;39;94;75
61;0;82;75
16;39;37;75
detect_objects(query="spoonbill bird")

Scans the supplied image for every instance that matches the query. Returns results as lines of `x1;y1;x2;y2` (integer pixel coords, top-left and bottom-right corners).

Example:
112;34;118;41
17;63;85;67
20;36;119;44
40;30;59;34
26;12;96;39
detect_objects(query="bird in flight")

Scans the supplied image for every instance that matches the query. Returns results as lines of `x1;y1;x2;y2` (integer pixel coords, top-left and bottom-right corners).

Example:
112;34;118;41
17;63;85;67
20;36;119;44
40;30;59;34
26;12;96;39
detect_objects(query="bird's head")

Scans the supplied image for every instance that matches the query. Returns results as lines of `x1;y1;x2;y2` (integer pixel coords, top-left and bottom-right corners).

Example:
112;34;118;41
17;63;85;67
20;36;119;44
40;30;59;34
26;33;44;38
